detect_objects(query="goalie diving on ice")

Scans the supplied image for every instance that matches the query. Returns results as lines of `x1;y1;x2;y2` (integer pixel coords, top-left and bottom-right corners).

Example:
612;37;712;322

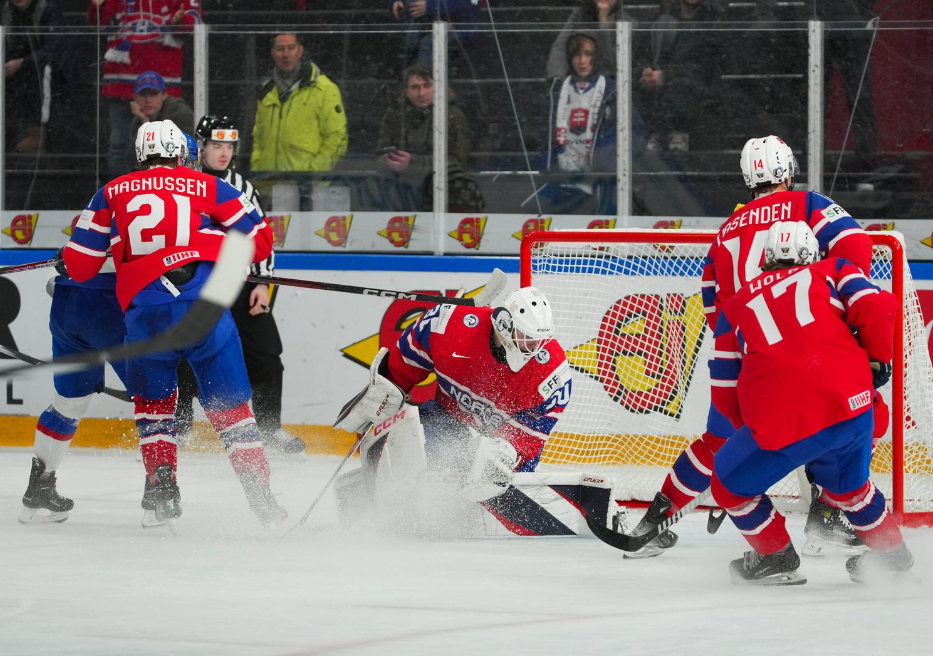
332;286;619;536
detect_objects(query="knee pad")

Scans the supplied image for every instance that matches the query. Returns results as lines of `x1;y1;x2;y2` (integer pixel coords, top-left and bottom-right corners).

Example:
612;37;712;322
50;393;93;420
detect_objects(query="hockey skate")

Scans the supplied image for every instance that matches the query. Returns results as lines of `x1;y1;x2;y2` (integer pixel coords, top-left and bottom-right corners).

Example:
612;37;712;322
19;457;74;524
623;492;679;560
240;474;288;528
846;543;914;583
729;543;806;586
802;485;865;557
261;429;306;455
141;466;182;533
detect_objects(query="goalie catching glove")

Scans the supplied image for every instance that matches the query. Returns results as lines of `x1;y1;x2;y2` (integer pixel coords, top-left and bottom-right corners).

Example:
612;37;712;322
335;347;406;434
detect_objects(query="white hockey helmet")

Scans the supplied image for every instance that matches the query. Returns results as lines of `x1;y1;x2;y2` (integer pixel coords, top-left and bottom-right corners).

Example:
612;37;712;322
763;221;819;270
740;135;799;195
135;119;189;165
492;286;555;372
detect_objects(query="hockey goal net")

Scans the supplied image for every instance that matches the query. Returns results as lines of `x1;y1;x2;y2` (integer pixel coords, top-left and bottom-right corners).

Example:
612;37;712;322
522;229;933;527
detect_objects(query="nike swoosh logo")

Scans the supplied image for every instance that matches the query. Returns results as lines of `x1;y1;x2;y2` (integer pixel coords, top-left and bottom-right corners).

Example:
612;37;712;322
452;353;471;359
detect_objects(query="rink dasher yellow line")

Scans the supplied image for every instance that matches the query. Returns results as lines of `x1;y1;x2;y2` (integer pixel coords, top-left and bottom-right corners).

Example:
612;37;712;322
0;417;361;456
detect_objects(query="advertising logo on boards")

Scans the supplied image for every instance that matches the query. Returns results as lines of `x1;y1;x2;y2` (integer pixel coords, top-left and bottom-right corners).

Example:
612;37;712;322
449;216;487;250
315;214;353;248
266;214;292;248
378;215;416;248
511;217;552;242
2;214;38;245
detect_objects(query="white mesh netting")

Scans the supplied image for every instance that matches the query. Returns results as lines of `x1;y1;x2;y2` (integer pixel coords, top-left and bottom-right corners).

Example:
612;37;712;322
528;230;933;517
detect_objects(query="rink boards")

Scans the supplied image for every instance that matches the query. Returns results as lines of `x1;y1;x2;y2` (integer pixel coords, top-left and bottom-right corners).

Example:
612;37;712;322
2;252;933;459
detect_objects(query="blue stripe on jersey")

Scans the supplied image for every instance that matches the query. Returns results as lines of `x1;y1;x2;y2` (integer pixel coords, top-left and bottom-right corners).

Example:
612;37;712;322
512;410;558;436
709;358;741;381
806;192;860;249
838;276;880;299
713;312;734;338
736;330;746;354
397;330;433;370
214;178;243;205
69;227;110;253
701;285;716;310
729;495;776;533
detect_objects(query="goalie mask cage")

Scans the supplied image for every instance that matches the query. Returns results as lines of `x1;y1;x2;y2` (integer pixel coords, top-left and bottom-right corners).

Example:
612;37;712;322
521;229;933;528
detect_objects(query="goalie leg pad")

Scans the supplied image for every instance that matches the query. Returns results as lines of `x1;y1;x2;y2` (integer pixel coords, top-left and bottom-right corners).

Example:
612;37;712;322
481;472;618;537
367;405;428;504
335;347;405;434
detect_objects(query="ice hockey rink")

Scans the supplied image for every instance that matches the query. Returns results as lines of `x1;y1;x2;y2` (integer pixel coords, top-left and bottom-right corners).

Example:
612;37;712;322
1;447;931;656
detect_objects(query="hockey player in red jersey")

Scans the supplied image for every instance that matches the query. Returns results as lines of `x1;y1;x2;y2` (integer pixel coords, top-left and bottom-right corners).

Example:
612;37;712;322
61;119;286;529
337;286;571;471
335;287;573;526
710;221;912;585
628;135;883;557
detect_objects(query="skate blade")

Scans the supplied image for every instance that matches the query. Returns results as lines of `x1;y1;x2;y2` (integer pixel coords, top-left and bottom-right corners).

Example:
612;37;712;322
18;507;69;524
623;544;666;560
802;537;868;558
165;517;178;535
731;571;807;587
141;510;165;529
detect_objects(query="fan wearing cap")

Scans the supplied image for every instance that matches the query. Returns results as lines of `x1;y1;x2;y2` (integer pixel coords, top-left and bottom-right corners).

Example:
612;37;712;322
126;71;193;171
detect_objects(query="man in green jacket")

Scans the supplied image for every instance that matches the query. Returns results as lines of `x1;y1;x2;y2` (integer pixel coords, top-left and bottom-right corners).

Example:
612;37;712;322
251;33;348;173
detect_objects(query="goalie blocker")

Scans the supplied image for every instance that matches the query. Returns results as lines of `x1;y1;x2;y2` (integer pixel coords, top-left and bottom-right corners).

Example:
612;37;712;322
333;405;620;537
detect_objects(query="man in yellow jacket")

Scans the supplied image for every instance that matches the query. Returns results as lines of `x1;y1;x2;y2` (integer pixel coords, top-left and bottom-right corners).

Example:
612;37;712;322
251;33;348;172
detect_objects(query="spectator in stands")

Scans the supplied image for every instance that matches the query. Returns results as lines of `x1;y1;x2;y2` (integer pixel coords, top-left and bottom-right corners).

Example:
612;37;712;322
541;32;645;215
817;1;877;162
390;0;482;67
250;33;348;174
88;0;201;178
125;71;194;170
547;0;634;81
634;0;722;152
2;0;64;153
372;63;483;212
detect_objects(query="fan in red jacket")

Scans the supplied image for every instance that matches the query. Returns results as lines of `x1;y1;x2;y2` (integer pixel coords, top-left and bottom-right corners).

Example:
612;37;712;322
709;220;911;585
61;119;285;530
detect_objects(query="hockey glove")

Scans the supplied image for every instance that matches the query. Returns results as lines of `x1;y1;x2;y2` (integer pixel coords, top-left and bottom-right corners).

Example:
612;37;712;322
53;247;69;278
870;360;892;389
334;347;405;434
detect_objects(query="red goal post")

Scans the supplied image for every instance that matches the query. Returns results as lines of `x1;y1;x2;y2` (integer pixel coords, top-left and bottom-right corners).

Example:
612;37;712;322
521;229;933;527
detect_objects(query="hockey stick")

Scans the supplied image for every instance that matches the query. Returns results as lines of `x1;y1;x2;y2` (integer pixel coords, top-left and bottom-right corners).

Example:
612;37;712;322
247;267;509;308
0;343;132;402
0;234;254;379
289;423;372;534
0;257;57;276
586;489;713;553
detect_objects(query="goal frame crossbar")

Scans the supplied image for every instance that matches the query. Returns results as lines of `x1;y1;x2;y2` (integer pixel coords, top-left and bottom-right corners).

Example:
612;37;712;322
522;229;932;528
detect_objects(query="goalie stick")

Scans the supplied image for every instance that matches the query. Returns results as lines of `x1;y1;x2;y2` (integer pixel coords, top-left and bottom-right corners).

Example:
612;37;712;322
247;267;509;308
0;234;254;379
289;423;371;533
586;489;712;553
0;343;132;402
0;257;57;277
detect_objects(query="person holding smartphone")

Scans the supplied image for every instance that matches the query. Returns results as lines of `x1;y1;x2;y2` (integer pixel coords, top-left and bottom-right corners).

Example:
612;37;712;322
371;63;482;212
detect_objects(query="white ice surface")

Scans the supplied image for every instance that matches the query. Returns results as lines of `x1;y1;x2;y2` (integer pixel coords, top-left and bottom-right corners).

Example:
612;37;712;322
1;447;931;656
